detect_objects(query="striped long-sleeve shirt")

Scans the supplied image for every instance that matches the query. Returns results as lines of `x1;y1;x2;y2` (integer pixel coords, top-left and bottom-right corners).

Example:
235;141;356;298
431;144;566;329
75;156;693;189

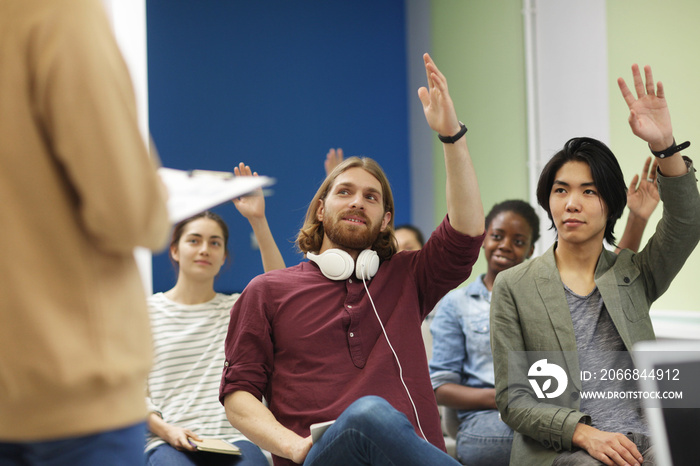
145;292;246;452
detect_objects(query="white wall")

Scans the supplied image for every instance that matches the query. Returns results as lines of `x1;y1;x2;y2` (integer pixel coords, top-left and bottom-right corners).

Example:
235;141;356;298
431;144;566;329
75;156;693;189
100;0;154;294
523;0;609;255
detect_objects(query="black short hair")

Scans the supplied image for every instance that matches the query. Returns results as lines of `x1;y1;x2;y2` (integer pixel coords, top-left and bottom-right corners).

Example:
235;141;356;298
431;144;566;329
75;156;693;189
485;200;540;245
536;137;627;246
394;224;425;247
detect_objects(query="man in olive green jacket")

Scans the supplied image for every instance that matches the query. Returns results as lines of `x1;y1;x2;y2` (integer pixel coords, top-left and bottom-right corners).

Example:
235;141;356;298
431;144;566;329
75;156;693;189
491;64;700;466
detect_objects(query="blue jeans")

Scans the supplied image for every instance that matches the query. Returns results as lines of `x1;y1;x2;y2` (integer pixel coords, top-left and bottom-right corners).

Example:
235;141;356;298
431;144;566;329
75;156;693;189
304;396;460;466
0;422;146;466
455;409;512;466
145;440;268;466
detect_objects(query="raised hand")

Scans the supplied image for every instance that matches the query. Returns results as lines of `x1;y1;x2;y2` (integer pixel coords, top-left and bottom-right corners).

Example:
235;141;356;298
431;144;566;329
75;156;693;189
232;162;265;220
617;64;673;150
324;148;344;176
626;156;659;221
417;53;461;138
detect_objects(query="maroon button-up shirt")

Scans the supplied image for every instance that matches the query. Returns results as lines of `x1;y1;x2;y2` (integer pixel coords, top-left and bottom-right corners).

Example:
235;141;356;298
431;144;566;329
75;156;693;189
220;216;484;466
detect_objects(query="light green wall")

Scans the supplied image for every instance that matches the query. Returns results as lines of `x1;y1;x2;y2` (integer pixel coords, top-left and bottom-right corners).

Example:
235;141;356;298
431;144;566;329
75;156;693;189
607;0;700;311
431;0;528;284
431;0;700;310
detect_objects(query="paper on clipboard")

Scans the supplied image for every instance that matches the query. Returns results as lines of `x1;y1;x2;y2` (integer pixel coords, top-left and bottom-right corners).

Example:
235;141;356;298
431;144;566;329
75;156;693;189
158;167;274;224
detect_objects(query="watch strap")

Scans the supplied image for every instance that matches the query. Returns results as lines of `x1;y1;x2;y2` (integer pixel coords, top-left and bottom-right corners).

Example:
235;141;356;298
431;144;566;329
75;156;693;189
650;139;690;159
438;122;468;144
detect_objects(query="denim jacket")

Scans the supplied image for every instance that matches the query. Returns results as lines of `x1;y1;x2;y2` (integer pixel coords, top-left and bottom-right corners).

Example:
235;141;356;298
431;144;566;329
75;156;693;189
430;276;495;423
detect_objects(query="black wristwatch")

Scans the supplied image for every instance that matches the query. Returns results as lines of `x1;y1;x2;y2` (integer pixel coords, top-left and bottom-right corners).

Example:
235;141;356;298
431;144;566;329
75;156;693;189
438;122;468;144
650;139;690;159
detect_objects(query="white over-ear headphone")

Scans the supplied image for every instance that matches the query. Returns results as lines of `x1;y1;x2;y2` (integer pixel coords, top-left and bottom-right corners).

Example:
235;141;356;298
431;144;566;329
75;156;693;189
306;249;379;280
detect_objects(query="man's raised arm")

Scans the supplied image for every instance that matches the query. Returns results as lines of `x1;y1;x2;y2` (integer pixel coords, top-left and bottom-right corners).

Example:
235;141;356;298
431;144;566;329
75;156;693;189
418;53;484;237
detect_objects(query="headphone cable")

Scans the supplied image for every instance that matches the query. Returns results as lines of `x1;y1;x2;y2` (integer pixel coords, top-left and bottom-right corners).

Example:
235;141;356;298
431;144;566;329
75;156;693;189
361;269;428;441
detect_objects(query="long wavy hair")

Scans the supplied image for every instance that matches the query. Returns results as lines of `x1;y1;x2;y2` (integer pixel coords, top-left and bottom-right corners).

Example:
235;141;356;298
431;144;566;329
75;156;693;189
296;156;397;260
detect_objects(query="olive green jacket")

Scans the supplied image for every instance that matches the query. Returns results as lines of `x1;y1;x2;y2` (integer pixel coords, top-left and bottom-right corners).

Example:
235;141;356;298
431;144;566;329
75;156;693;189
491;163;700;466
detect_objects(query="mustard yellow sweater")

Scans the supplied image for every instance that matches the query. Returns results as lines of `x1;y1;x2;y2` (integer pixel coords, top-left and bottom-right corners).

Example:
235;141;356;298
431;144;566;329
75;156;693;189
0;0;170;441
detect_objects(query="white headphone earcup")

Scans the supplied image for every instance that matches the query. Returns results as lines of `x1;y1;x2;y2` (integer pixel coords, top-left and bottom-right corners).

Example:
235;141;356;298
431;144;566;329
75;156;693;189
307;250;354;281
355;249;379;280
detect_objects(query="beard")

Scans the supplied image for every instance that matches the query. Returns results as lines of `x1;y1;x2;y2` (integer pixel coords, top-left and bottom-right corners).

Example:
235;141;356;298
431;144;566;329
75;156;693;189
323;209;382;251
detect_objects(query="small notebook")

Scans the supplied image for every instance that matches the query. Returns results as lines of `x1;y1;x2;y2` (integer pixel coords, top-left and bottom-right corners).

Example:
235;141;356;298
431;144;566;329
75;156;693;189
190;438;241;455
310;420;336;444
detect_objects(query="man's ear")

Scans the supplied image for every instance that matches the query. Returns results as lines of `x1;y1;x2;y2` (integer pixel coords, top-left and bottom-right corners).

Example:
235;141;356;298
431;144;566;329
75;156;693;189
316;199;325;222
379;211;391;232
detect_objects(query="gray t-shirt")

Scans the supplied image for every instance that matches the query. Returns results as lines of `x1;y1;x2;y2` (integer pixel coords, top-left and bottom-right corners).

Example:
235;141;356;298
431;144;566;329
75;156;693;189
565;285;648;435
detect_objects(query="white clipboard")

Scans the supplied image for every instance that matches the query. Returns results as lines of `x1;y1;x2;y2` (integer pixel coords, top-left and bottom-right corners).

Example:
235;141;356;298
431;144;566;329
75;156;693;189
158;167;274;223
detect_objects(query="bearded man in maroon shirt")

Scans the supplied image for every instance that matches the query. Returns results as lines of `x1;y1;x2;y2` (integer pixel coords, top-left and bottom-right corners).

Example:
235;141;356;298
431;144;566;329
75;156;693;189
220;54;485;466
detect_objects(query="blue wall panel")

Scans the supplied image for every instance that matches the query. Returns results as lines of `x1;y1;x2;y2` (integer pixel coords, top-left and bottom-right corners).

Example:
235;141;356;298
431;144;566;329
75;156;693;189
147;0;410;293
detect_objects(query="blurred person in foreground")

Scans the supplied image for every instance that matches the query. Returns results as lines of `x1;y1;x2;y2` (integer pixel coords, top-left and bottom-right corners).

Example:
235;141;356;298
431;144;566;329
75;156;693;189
0;0;170;464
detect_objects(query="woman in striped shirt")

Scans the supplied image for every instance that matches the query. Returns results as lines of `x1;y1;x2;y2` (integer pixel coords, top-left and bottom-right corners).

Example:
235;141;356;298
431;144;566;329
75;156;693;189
145;164;285;466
